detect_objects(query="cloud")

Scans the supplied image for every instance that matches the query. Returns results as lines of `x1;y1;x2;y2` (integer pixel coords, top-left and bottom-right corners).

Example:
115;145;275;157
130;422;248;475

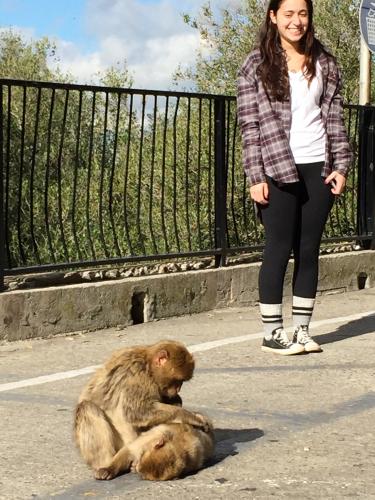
48;39;104;82
0;25;36;40
4;0;242;89
81;0;205;89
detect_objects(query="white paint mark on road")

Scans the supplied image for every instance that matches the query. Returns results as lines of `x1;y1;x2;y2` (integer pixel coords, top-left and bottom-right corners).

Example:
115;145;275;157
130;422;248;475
0;365;99;393
0;310;374;393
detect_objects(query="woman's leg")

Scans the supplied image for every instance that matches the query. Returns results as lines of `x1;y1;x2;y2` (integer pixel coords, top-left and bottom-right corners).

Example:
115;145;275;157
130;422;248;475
259;177;298;304
292;162;334;351
258;177;304;355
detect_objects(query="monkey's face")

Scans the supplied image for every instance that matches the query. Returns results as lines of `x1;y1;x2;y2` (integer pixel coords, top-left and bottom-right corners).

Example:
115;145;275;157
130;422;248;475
162;379;183;398
152;344;195;398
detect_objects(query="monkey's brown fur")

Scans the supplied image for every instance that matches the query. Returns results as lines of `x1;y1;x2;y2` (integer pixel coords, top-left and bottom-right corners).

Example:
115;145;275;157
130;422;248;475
96;417;214;481
74;340;211;479
135;418;214;480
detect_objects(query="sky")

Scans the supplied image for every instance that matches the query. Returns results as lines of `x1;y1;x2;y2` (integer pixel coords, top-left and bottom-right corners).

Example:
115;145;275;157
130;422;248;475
0;0;242;90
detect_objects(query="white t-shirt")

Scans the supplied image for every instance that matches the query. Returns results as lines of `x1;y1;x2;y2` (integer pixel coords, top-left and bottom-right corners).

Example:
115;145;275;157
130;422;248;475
288;62;326;163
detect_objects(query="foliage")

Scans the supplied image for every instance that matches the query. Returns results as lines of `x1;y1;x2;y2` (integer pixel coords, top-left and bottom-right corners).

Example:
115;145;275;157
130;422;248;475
0;26;361;271
178;0;364;103
0;30;59;82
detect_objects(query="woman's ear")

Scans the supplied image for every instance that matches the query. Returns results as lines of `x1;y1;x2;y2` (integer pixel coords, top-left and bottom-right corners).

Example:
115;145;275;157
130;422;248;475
269;10;277;24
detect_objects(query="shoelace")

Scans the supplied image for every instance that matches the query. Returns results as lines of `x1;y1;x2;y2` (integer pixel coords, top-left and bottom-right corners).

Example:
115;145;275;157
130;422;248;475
297;327;312;344
274;329;291;346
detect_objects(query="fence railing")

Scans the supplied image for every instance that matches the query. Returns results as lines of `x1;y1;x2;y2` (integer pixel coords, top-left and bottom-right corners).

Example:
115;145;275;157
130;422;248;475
0;79;374;290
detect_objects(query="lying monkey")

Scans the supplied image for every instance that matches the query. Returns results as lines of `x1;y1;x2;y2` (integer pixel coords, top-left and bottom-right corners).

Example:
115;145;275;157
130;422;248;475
96;416;215;481
74;340;212;479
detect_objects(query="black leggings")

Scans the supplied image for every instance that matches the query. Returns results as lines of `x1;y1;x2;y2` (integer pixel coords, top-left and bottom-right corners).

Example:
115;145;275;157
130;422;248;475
258;162;334;304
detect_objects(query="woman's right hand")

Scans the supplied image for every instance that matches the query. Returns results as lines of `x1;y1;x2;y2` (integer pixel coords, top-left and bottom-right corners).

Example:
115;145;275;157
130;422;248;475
249;182;269;205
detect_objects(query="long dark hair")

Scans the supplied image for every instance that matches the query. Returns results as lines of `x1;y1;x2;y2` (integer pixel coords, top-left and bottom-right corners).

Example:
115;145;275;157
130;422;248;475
257;0;326;101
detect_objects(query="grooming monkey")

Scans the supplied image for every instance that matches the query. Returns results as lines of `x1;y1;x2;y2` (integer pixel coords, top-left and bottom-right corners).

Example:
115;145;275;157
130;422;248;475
96;418;215;481
74;340;211;479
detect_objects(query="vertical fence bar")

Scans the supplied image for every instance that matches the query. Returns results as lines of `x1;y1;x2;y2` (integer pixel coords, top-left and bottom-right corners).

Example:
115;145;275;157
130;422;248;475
109;92;122;257
86;91;97;260
172;97;181;252
5;86;11;267
44;88;57;263
214;97;227;267
99;92;110;258
17;86;27;264
185;97;192;251
0;85;5;290
148;95;158;254
357;106;375;249
208;99;214;248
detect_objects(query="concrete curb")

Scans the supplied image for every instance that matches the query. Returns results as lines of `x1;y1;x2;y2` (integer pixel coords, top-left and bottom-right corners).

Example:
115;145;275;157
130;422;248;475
1;250;374;342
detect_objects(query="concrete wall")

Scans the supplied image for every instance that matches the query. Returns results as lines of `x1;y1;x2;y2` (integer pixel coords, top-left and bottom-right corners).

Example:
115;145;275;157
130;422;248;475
1;251;374;342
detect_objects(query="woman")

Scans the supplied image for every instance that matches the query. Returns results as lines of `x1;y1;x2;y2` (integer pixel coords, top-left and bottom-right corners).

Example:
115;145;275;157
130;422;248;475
237;0;352;355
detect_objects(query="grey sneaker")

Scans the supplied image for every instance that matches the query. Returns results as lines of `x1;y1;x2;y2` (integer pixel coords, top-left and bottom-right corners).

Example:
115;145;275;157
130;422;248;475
262;328;305;355
293;325;322;353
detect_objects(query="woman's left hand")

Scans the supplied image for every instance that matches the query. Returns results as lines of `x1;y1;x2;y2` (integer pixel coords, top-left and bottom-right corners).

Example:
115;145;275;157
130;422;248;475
324;171;346;195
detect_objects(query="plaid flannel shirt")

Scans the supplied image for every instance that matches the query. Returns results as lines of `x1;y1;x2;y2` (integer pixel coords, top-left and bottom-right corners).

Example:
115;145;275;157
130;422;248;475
237;48;353;186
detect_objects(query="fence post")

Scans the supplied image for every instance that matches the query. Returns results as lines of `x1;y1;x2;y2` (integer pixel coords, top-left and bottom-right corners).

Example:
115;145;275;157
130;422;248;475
357;106;375;249
0;84;5;291
214;97;227;267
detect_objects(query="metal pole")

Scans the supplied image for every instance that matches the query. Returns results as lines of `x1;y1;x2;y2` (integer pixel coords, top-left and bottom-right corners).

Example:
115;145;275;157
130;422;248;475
0;84;5;291
359;36;371;105
214;98;227;267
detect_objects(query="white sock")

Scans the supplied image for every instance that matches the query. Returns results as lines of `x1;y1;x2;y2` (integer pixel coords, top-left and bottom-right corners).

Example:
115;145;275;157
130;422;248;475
292;296;315;328
259;303;283;336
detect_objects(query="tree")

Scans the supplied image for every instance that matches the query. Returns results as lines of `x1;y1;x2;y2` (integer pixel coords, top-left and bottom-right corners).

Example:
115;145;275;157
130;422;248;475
178;0;363;103
0;30;59;82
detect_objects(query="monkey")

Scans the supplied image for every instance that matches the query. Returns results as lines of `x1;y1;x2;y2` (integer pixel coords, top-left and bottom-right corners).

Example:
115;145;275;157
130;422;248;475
95;416;215;481
74;340;211;479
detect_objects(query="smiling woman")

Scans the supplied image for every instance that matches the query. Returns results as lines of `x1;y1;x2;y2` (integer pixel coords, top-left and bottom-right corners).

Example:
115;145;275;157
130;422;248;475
237;0;352;355
269;0;309;50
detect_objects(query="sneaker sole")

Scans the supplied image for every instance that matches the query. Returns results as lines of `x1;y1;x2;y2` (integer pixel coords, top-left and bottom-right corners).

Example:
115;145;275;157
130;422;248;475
304;345;323;353
261;345;305;355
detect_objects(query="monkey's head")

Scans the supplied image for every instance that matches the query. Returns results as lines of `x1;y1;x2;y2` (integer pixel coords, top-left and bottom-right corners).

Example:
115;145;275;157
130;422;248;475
149;341;195;399
136;432;185;481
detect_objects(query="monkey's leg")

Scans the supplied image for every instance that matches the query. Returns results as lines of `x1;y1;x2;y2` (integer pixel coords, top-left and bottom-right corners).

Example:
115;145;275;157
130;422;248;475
95;426;170;480
74;400;122;474
95;445;134;480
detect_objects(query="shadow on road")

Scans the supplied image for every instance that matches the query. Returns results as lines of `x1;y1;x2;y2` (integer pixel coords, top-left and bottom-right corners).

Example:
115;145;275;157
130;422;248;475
209;427;264;465
314;313;375;346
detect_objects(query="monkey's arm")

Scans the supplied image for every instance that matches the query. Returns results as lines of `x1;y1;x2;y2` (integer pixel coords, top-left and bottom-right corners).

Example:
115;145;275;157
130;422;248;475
134;402;210;431
95;446;133;480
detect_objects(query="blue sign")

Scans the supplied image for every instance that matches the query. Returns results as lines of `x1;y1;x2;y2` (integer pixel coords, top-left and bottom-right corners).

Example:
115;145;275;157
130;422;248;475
360;0;375;53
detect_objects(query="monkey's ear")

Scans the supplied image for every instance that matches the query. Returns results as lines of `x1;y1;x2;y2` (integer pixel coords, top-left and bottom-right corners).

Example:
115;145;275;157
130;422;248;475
154;437;165;449
155;349;169;366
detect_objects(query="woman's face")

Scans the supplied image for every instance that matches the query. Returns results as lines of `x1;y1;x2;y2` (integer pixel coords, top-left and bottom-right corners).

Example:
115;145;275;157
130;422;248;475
270;0;309;48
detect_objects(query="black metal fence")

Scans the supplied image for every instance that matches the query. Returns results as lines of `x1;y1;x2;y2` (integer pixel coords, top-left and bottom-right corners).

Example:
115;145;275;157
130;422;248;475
0;79;374;289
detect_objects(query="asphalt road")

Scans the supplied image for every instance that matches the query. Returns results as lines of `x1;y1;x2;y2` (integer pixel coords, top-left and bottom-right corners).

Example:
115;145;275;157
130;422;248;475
1;287;375;499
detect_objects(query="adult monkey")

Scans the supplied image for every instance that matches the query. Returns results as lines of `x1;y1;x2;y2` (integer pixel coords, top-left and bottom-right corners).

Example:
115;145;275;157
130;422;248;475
74;340;210;479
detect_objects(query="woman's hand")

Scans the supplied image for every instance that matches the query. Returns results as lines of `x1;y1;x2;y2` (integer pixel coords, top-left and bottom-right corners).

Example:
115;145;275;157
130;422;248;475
249;182;269;205
324;171;346;195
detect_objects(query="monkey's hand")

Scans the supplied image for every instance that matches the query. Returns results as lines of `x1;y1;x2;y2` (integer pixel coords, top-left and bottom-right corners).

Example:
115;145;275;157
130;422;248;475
140;403;210;432
94;467;117;481
193;412;213;433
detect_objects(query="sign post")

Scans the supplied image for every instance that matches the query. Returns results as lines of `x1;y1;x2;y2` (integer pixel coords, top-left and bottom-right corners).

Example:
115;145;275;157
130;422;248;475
359;0;374;104
359;2;375;249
